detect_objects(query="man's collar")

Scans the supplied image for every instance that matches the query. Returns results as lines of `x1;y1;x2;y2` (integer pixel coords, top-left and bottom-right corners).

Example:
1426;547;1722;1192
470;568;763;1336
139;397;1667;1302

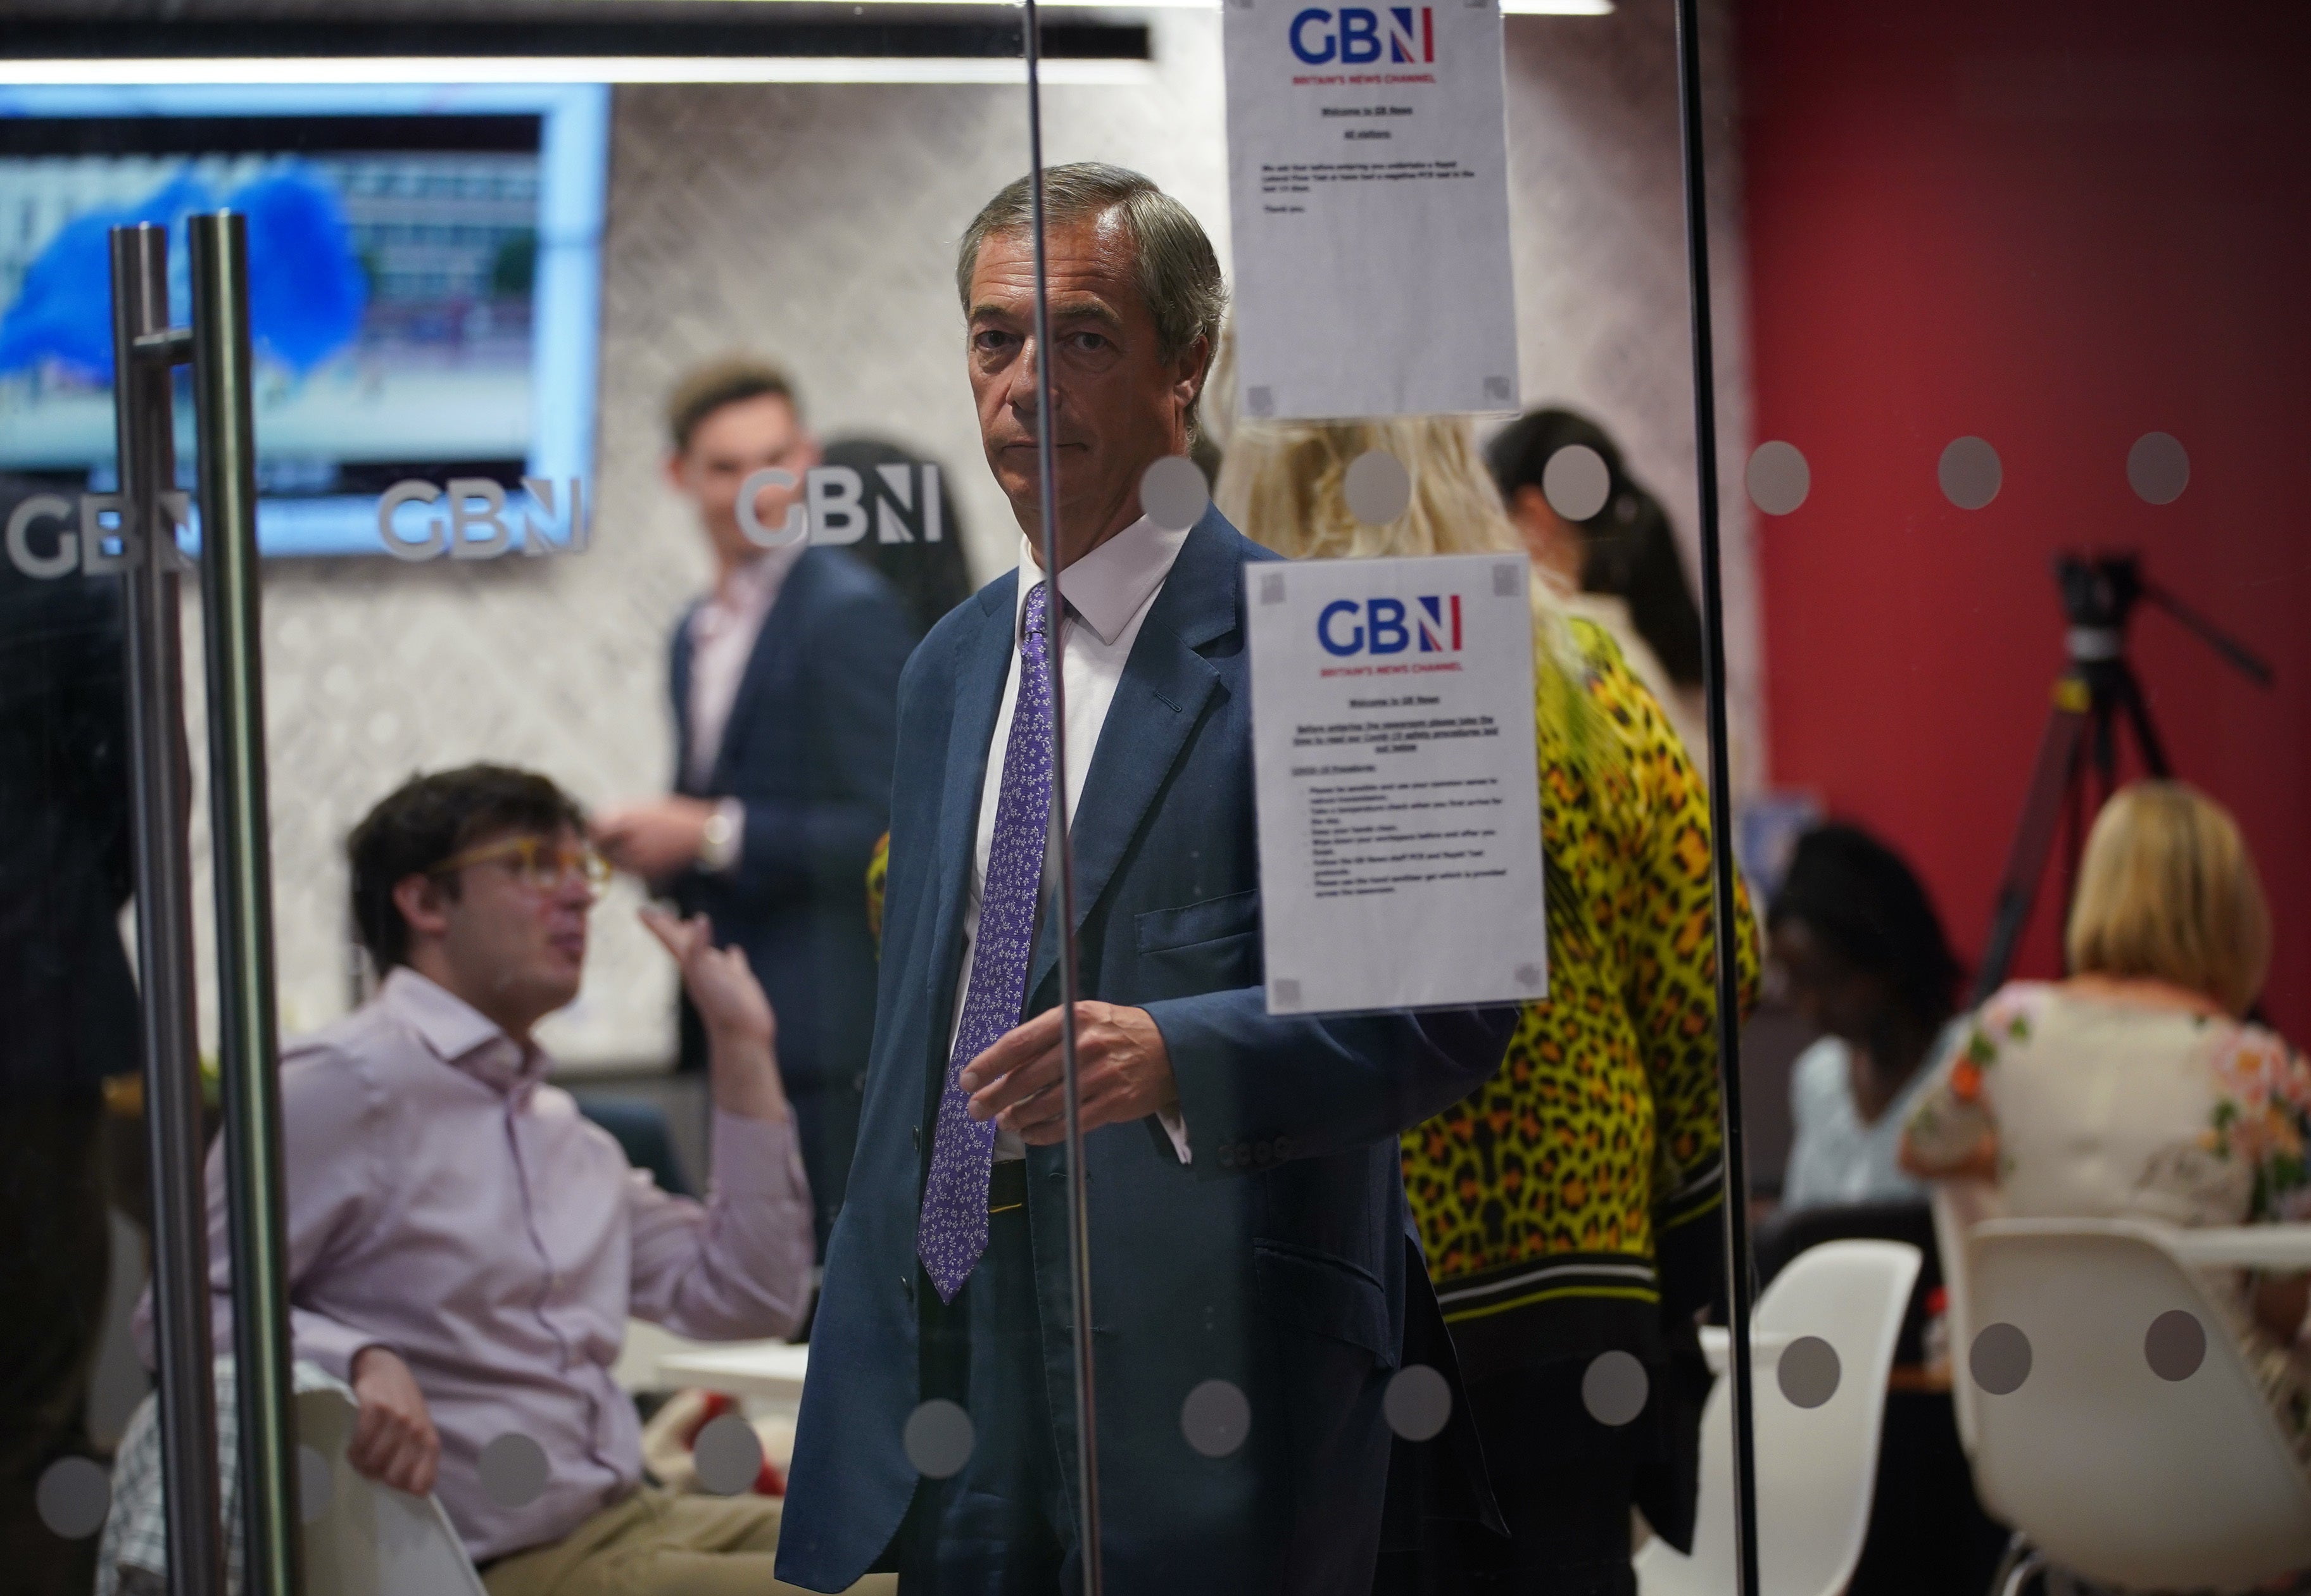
379;966;550;1096
1014;514;1192;647
713;537;807;615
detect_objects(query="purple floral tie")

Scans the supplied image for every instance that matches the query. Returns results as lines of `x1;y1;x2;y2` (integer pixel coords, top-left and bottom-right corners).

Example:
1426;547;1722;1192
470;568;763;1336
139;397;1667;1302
918;579;1055;1302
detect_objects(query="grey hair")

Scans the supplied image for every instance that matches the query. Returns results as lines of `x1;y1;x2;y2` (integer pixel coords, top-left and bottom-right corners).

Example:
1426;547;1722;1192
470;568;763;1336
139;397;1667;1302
956;162;1227;435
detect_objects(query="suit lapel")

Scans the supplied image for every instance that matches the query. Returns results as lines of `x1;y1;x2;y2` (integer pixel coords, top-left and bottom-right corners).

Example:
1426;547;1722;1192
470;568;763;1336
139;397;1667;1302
1028;511;1240;1000
708;550;819;793
669;606;700;795
924;572;1020;1038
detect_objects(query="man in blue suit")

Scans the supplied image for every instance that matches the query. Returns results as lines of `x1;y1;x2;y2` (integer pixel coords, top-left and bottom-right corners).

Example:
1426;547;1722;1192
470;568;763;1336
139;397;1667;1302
777;165;1513;1594
595;361;915;1248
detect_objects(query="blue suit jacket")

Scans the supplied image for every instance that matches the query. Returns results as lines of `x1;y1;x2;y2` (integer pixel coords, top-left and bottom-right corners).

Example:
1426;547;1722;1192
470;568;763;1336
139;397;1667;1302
778;511;1513;1593
668;547;914;1221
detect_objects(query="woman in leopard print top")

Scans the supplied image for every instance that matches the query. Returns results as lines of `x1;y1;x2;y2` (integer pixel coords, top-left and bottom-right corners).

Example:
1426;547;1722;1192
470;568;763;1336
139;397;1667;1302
1217;413;1758;1593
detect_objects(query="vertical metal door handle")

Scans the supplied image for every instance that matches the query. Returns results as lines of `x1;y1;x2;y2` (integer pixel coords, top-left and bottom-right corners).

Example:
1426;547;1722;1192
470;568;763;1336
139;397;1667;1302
109;219;227;1596
189;210;303;1596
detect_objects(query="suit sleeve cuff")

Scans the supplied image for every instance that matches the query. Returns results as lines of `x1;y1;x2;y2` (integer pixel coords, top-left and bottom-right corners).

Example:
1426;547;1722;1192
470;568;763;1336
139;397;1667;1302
699;798;746;874
1155;1105;1192;1166
291;1309;393;1385
708;1106;810;1201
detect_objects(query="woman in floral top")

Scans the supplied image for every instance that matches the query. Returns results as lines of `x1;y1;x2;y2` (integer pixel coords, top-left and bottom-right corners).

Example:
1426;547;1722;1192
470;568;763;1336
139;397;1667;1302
1902;781;2311;1450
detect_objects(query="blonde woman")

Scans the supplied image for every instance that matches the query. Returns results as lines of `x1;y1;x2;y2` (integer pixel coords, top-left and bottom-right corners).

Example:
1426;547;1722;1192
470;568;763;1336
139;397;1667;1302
1216;417;1757;1593
1902;781;2311;1453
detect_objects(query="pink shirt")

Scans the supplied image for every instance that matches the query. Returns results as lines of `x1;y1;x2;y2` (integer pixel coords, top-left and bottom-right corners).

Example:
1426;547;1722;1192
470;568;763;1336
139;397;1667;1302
686;542;805;791
135;968;814;1562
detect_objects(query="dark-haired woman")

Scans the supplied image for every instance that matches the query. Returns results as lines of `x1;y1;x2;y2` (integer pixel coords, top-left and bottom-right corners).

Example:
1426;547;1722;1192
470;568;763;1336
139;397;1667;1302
1485;408;1707;763
1768;823;1967;1210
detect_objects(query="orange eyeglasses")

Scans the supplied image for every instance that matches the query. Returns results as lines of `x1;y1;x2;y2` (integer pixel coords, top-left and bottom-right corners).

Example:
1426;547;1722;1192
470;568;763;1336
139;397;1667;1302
428;834;612;893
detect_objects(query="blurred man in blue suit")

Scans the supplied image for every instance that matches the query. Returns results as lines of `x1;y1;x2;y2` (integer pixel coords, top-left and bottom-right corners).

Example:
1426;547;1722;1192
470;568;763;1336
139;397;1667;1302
0;474;137;1596
776;165;1513;1595
595;362;914;1250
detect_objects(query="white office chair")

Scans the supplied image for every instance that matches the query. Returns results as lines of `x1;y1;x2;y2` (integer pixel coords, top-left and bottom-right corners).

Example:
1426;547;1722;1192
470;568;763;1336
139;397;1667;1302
295;1386;488;1596
99;1362;485;1596
1963;1217;2311;1594
1929;1179;2002;1459
1636;1239;1922;1596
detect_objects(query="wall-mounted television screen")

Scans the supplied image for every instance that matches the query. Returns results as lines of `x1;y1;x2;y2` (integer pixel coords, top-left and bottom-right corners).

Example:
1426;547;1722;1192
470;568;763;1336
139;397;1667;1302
0;83;607;555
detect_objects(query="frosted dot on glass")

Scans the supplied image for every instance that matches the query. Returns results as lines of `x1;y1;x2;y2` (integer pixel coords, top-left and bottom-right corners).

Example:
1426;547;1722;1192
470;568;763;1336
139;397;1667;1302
1746;440;1811;515
1181;1378;1252;1459
1344;450;1411;527
694;1412;765;1495
2127;432;2189;505
1582;1350;1649;1428
1542;444;1611;522
1939;436;2002;510
35;1457;110;1540
478;1433;549;1508
1383;1364;1453;1442
903;1400;975;1480
1140;455;1211;534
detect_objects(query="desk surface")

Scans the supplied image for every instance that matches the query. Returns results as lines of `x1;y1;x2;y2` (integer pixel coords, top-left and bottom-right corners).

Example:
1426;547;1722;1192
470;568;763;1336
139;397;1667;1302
2170;1226;2311;1269
1887;1363;1953;1394
1696;1327;1798;1375
655;1340;812;1402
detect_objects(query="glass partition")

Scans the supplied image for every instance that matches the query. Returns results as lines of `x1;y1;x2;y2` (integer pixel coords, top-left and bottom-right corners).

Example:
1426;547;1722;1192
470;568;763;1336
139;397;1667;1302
993;4;1765;1592
1;16;1061;1594
9;3;2302;1595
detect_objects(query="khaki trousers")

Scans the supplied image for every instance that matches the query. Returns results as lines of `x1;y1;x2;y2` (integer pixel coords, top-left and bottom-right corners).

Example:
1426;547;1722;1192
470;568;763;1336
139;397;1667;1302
481;1488;895;1596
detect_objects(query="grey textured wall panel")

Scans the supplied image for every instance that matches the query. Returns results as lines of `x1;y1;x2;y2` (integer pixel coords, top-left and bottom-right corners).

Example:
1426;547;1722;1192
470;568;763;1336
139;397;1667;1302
194;6;1758;1069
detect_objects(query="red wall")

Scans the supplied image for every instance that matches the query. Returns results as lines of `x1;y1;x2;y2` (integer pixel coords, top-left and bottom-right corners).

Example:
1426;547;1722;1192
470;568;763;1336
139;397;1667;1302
1741;0;2311;1037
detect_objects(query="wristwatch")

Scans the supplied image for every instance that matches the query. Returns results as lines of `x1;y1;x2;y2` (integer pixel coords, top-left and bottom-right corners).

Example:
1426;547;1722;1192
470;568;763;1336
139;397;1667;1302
699;801;742;873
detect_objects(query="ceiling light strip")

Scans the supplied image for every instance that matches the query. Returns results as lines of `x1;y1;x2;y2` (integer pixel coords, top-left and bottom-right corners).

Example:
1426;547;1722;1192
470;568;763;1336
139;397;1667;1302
0;56;1158;88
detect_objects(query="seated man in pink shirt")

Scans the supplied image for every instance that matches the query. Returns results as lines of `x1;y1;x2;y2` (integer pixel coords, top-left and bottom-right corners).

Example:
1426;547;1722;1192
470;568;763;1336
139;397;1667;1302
142;763;820;1595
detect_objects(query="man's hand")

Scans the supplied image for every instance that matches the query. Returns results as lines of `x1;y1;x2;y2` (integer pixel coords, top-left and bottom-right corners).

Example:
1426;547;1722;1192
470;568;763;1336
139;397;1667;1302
348;1346;439;1498
592;796;715;881
642;906;789;1123
959;1002;1176;1144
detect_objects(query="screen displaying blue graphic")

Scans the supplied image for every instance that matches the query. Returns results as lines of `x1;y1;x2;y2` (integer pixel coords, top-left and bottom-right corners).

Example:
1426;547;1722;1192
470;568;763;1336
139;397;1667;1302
0;84;607;556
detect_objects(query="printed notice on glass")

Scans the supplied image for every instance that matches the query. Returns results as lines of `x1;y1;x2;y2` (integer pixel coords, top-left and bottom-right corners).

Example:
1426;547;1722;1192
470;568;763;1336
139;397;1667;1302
1223;0;1520;420
1247;553;1547;1015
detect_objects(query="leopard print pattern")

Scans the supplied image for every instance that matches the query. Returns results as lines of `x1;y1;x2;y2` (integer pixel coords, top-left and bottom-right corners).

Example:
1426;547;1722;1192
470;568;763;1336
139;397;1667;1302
1402;618;1758;1293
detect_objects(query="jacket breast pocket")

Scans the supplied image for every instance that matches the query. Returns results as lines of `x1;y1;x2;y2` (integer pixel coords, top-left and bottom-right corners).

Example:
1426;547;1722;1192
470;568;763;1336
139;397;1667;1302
1133;889;1261;998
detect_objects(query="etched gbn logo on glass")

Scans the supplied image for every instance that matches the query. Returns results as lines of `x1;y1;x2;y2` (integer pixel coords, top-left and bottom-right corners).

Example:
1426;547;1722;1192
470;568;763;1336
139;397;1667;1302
733;463;947;551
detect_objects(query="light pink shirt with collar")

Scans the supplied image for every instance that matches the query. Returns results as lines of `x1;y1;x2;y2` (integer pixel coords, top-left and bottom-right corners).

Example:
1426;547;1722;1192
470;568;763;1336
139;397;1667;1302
686;540;807;792
135;967;814;1563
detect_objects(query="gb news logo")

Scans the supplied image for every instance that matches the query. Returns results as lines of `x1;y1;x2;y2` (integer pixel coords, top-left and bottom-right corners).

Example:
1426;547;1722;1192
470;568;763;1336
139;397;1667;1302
1289;6;1436;66
1318;593;1463;657
5;463;948;577
378;462;945;561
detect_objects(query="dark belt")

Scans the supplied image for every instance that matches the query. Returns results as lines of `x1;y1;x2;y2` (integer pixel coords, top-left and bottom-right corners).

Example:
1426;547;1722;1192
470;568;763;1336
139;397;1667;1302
988;1159;1029;1215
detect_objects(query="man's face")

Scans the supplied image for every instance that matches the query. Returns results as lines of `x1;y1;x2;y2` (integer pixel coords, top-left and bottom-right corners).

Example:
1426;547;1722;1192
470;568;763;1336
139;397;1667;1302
421;826;595;1031
967;215;1207;567
667;392;820;569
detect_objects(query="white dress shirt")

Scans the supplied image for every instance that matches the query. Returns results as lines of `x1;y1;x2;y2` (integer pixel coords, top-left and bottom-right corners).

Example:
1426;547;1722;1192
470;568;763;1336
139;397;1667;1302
951;515;1195;1162
684;541;808;867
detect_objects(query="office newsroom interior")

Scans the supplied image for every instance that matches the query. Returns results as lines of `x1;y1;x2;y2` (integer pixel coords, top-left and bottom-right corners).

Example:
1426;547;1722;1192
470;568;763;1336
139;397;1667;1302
2;2;2307;1595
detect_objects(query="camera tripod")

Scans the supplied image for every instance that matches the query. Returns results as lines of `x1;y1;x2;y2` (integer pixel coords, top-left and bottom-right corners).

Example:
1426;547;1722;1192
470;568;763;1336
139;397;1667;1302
1972;553;2274;1005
